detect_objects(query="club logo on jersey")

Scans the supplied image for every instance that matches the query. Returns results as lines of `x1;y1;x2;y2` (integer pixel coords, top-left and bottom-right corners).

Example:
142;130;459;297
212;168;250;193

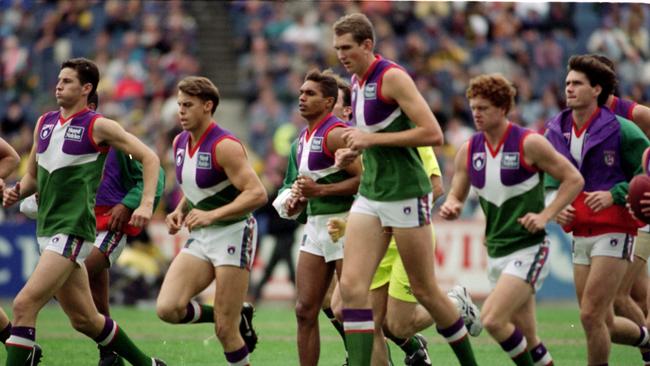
403;206;411;215
227;245;236;255
610;238;618;247
197;152;212;169
502;152;520;169
364;83;377;100
175;149;185;166
311;137;323;152
64;126;84;142
563;132;571;141
604;150;616;167
472;152;486;171
40;124;54;140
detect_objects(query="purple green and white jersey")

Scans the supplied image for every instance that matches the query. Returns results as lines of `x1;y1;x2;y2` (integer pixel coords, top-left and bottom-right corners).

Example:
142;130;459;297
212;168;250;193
36;108;108;241
350;55;431;201
468;123;545;257
174;122;247;225
296;113;354;215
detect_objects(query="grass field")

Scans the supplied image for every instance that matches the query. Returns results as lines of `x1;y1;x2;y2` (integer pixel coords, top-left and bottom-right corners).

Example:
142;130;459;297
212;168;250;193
0;301;641;365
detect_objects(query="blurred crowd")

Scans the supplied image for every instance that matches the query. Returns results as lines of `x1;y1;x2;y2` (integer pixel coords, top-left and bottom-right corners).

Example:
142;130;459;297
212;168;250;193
229;1;650;200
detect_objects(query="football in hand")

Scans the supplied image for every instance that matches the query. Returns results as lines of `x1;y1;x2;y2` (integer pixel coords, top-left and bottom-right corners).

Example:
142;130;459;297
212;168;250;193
628;175;650;224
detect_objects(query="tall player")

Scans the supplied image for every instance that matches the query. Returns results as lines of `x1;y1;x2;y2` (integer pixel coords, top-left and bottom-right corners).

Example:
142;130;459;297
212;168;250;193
545;55;650;364
3;57;165;365
156;76;267;366
332;13;477;366
441;74;582;366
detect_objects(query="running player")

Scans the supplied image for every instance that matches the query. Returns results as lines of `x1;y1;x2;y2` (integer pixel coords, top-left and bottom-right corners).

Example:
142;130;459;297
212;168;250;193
332;13;477;366
155;76;267;366
3;57;165;365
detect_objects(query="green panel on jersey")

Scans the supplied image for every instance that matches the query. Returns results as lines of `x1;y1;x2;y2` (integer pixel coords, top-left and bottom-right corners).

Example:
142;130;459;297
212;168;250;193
307;170;355;216
189;184;249;225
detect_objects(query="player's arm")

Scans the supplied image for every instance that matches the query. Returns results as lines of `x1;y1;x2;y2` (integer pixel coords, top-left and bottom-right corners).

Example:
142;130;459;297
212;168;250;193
342;68;443;150
418;146;444;200
0;138;19;179
297;126;361;198
440;142;471;220
92;117;160;227
609;118;650;206
166;195;188;235
519;134;584;232
4;117;41;207
273;140;307;221
185;139;267;230
633;104;650;139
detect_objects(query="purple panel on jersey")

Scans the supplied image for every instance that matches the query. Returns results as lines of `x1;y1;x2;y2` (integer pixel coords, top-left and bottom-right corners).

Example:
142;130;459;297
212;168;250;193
351;56;400;127
36;112;58;154
468;134;487;189
611;96;635;120
297;114;346;172
174;123;235;189
96;149;124;206
61;110;102;155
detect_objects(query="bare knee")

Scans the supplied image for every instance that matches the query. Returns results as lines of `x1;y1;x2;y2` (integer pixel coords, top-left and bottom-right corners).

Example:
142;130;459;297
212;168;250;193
580;305;606;331
215;316;240;344
295;300;319;326
156;299;186;324
482;309;507;336
385;314;413;339
68;311;100;336
12;292;40;323
339;276;367;305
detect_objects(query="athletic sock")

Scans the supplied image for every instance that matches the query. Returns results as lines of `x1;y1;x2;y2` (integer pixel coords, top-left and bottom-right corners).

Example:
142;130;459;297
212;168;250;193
385;333;419;355
530;342;553;366
180;300;214;324
642;349;650;366
437;317;477;366
499;328;534;366
0;322;11;344
224;345;250;366
94;316;151;366
5;326;35;365
322;307;346;343
343;308;374;366
637;326;650;347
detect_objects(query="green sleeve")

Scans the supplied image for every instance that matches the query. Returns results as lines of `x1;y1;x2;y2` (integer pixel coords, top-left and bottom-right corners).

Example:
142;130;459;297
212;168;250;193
543;172;560;191
281;140;307;224
120;155;166;211
610;117;650;205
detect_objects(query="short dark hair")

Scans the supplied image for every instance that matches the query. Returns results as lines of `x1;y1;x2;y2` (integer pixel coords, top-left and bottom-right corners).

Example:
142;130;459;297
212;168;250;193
323;70;351;107
88;93;99;110
466;74;517;114
177;76;220;114
305;69;339;106
61;58;100;101
568;55;616;106
333;13;375;46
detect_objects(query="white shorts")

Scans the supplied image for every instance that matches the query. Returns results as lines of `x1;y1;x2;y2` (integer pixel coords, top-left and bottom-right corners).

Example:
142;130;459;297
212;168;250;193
487;241;550;292
94;230;127;267
572;233;634;265
37;234;93;265
350;194;432;228
300;213;347;263
181;217;257;270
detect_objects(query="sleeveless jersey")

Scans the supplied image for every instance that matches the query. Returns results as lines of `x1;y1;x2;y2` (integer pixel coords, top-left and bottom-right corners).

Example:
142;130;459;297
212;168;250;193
36;108;108;241
174;123;247;225
350;55;431;201
468;123;545;257
296;113;354;216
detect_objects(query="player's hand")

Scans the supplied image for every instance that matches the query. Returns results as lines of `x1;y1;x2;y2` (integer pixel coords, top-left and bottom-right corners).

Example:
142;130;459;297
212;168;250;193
555;204;576;226
129;203;152;227
584;191;613;212
639;191;650;215
342;128;372;150
335;148;359;169
107;203;133;232
184;208;215;231
165;210;185;234
440;197;463;220
296;176;321;198
327;217;347;242
518;212;549;233
284;194;306;217
3;182;20;208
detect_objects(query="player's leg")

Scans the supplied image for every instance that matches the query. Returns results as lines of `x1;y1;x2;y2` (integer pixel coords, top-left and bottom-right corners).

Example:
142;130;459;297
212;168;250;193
214;265;251;365
512;296;553;366
339;210;390;366
156;252;216;323
370;284;390;366
87;230;127;366
394;225;476;366
0;307;11;344
6;247;78;364
614;255;646;324
56;264;162;366
295;249;336;365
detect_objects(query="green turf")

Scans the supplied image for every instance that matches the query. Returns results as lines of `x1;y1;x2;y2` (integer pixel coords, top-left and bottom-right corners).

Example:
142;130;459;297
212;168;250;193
0;301;642;365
